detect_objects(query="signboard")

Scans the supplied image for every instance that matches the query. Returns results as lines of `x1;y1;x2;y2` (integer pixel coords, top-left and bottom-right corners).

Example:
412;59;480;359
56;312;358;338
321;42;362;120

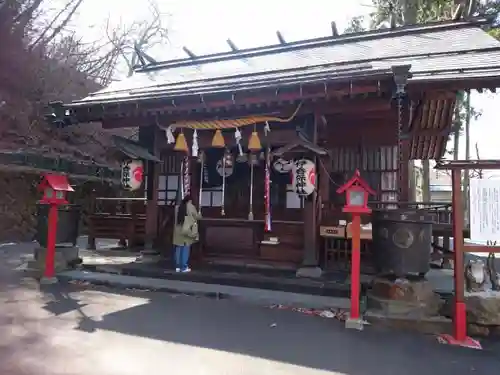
470;179;500;242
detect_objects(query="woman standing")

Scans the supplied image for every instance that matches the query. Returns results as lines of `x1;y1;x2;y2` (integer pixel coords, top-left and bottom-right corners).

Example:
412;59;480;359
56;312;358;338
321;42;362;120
172;195;201;272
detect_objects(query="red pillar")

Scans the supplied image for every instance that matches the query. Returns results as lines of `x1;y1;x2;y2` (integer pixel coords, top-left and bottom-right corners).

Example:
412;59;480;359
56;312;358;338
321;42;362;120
451;169;466;341
44;204;58;279
350;214;361;319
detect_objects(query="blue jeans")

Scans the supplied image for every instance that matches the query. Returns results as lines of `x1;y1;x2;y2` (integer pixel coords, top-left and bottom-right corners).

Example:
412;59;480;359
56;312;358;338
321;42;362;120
174;244;191;270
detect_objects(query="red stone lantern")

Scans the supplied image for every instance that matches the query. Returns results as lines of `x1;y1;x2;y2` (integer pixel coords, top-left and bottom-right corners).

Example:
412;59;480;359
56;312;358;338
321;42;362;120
336;170;374;215
336;169;375;330
38;174;74;283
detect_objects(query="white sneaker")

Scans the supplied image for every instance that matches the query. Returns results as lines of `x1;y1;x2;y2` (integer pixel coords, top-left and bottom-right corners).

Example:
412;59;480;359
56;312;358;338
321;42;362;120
175;268;181;272
182;267;191;273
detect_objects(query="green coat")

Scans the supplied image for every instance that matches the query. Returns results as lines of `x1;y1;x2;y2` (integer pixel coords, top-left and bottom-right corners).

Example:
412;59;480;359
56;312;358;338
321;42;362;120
172;202;201;246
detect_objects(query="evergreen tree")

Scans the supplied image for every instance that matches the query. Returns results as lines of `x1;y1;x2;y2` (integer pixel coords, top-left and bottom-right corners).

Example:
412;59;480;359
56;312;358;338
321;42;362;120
345;0;499;203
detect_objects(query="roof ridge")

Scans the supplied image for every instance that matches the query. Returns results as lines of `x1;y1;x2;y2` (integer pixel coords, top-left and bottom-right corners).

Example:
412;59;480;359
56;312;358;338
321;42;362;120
137;18;488;73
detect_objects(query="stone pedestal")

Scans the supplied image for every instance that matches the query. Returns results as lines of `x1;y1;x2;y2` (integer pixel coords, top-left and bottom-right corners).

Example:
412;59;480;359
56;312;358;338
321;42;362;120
465;292;500;326
345;317;364;331
367;277;442;317
296;266;323;279
33;246;80;274
40;277;58;284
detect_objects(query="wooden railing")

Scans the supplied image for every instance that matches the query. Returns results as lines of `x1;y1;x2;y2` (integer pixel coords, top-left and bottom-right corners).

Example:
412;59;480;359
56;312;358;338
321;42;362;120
87;197;177;251
87;198;147;249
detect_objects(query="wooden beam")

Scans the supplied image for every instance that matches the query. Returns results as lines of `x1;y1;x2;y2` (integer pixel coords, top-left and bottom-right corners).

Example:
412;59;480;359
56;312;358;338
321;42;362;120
100;96;393;129
226;39;238;51
92;81;391;120
182;46;196;58
464;244;500;253
276;31;286;44
408;79;500;94
436;159;500;170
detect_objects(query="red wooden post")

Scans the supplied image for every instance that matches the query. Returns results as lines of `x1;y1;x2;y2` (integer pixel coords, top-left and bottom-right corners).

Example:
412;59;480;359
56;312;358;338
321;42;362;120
350;214;361;319
336;170;375;330
44;203;59;279
451;168;466;341
38;173;74;284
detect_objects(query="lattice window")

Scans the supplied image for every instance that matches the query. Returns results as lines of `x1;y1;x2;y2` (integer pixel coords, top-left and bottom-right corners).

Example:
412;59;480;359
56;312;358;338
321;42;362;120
157;175;180;206
201;187;223;207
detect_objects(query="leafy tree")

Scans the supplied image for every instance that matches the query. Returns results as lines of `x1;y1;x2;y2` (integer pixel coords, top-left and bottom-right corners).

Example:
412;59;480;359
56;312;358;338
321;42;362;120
346;0;498;203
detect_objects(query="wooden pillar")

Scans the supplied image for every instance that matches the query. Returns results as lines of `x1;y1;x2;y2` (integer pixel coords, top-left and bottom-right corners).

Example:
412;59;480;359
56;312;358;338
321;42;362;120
139;125;160;250
297;114;321;276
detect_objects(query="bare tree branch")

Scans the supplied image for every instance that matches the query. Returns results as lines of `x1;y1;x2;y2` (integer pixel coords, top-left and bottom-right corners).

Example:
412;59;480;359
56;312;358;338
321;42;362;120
37;0;84;47
29;0;77;49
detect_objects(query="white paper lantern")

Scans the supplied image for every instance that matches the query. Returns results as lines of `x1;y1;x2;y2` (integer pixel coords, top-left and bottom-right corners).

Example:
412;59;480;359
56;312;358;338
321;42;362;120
121;159;144;191
273;158;293;174
291;159;316;196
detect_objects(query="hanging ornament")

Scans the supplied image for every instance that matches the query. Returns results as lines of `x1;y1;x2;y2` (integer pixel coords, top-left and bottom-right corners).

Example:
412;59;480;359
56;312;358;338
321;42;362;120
248;125;262;152
236;153;248;163
220;150;229;216
216;154;234;177
174;131;189;153
264;147;272;232
165;126;175;144
182;156;190;198
291;159;316;196
212;129;225;148
198;151;205;214
264;121;271;135
248;153;255;220
121;159;144;191
234;127;244;156
273;158;294;174
192;129;199;157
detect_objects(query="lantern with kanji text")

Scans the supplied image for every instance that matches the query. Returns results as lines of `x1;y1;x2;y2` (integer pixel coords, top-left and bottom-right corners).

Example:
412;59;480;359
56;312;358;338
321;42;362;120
291;159;315;196
121;159;144;191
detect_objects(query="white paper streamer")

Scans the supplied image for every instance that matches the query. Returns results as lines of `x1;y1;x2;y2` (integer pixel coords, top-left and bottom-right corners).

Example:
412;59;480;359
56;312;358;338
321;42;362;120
165;126;175;144
192;129;199;157
264;121;271;135
234;128;243;156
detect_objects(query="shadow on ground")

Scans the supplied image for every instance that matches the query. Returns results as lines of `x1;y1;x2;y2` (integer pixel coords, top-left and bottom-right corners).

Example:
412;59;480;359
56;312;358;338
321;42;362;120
39;282;500;375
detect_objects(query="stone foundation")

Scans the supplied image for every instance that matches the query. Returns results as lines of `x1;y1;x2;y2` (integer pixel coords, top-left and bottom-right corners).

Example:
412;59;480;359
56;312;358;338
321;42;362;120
33;246;81;274
367;277;442;318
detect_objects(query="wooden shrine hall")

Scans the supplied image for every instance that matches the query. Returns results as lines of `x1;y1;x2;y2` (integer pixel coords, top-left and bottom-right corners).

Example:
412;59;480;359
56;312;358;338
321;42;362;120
48;18;500;272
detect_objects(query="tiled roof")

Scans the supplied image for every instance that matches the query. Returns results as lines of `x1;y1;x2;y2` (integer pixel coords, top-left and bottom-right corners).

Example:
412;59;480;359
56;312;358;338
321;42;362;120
69;19;500;107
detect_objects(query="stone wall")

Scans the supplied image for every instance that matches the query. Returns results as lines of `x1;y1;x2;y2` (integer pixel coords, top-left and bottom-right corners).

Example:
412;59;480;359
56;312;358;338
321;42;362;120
0;171;118;242
0;172;39;242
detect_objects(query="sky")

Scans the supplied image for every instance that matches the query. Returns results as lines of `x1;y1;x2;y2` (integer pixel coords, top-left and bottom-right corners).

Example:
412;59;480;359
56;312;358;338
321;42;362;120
63;0;500;162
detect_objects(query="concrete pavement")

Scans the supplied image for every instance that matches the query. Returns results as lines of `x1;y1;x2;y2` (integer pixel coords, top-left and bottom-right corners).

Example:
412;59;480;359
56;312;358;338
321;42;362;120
0;240;500;374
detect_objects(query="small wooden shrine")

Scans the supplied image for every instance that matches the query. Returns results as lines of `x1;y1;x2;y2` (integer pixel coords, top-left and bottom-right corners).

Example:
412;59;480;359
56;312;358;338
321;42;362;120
47;18;500;272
